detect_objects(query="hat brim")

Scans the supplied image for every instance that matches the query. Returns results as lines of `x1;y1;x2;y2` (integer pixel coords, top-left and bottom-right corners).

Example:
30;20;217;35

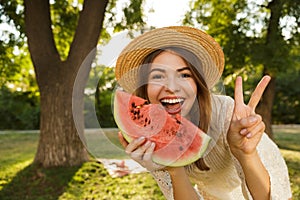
115;26;224;93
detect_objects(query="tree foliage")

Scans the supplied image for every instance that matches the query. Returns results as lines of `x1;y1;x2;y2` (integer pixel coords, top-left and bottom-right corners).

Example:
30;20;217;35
0;0;27;87
84;65;117;128
50;0;80;60
0;86;39;129
184;0;299;76
0;1;39;130
184;0;300;130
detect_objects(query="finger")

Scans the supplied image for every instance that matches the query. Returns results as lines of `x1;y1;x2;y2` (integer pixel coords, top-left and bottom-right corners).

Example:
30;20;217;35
118;132;129;148
244;120;265;139
130;140;152;160
239;115;260;128
142;142;156;162
248;75;271;110
125;137;145;154
239;115;263;136
235;115;260;135
142;143;164;171
234;76;244;106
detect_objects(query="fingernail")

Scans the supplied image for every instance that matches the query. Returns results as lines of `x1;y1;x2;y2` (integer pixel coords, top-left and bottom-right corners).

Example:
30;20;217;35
250;117;257;123
144;141;151;147
246;133;252;138
151;142;156;149
240;129;247;135
138;137;145;142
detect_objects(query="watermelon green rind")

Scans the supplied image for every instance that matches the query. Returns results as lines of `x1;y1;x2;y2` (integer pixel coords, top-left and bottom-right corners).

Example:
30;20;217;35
119;129;211;167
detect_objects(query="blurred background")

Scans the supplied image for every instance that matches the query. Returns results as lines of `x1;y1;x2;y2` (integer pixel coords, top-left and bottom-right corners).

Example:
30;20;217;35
0;0;299;199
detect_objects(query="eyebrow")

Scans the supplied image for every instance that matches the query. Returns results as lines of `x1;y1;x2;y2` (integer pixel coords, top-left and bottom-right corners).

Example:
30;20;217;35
149;68;165;73
149;66;190;73
177;67;190;72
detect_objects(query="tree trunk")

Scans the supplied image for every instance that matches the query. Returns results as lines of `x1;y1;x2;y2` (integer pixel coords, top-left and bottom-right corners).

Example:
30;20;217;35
256;76;276;139
256;0;284;140
35;67;89;166
24;0;108;167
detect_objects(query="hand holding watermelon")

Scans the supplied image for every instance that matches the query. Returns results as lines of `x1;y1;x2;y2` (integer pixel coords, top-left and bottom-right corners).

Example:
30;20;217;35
118;132;166;171
227;75;271;160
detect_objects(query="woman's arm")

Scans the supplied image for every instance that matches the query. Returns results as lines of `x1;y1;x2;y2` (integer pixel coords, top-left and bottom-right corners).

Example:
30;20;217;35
167;167;200;200
251;134;292;200
227;76;272;199
229;115;271;199
235;150;270;199
231;133;292;200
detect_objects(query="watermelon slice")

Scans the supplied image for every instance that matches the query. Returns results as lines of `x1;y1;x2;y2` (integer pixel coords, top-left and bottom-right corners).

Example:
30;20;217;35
113;90;211;167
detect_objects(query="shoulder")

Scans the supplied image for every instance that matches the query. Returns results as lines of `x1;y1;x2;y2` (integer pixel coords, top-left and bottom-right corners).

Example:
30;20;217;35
208;94;235;140
211;94;234;120
211;94;234;106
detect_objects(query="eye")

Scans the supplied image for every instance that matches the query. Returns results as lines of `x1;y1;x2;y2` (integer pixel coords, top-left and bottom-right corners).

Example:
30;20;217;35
180;73;192;78
151;74;164;79
148;67;166;81
148;71;166;82
179;71;193;79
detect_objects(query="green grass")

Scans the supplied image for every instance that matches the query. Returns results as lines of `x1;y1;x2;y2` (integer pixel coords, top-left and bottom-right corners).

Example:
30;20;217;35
0;127;299;199
273;126;300;198
84;128;128;159
0;130;164;200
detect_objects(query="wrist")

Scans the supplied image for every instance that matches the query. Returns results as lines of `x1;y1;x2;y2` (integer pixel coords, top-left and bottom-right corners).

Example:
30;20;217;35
231;148;259;163
234;150;260;167
232;150;270;199
166;167;186;177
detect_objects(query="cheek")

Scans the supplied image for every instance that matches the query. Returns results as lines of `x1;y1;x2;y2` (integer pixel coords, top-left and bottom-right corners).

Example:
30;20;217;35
184;81;198;106
147;84;162;104
184;80;197;95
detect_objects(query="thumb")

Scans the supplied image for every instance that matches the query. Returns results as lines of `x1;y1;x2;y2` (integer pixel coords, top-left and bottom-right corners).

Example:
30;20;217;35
118;131;129;148
239;115;259;128
230;114;259;133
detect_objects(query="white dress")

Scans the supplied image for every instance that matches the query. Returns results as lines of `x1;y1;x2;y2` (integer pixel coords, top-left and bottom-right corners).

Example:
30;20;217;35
151;95;292;200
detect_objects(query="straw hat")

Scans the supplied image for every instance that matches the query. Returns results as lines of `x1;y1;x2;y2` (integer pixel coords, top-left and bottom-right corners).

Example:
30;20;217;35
115;26;224;93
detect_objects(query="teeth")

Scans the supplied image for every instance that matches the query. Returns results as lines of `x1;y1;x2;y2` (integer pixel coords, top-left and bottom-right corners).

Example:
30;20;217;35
161;98;184;104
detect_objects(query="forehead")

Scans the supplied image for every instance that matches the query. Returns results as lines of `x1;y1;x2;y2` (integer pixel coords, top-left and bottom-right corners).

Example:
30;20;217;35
150;51;188;71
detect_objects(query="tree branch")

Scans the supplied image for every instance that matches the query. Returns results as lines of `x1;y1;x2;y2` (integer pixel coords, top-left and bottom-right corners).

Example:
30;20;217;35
24;0;61;67
67;0;109;69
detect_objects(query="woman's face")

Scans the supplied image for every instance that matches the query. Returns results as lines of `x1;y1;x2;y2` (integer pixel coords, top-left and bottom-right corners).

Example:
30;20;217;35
146;51;197;117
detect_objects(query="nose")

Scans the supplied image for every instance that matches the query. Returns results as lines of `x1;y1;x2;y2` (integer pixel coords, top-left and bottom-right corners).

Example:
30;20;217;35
164;76;180;93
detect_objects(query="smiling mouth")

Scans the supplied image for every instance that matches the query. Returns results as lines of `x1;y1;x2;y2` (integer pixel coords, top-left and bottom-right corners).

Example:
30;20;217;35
160;98;184;115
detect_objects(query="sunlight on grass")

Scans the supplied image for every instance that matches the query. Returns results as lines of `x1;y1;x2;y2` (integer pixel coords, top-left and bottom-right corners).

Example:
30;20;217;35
58;161;164;200
273;126;300;151
280;149;300;198
84;128;128;159
0;159;33;190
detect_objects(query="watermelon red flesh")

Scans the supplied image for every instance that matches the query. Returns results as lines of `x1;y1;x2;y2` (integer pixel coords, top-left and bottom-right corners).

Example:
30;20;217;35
114;90;168;139
152;116;211;166
113;90;211;167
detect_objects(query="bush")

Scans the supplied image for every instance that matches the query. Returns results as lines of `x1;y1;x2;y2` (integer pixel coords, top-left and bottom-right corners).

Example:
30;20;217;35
273;71;300;124
0;87;40;130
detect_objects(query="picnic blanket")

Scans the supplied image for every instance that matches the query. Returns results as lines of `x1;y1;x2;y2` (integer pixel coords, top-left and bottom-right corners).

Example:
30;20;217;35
98;159;148;178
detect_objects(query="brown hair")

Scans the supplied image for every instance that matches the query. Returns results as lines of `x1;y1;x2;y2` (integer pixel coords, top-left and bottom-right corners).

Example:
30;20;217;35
135;47;211;171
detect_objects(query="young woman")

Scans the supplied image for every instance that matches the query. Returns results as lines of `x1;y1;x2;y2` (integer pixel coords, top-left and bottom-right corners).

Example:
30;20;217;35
115;26;292;200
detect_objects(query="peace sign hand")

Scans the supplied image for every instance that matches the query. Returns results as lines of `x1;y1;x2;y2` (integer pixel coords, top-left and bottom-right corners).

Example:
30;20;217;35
227;75;271;160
